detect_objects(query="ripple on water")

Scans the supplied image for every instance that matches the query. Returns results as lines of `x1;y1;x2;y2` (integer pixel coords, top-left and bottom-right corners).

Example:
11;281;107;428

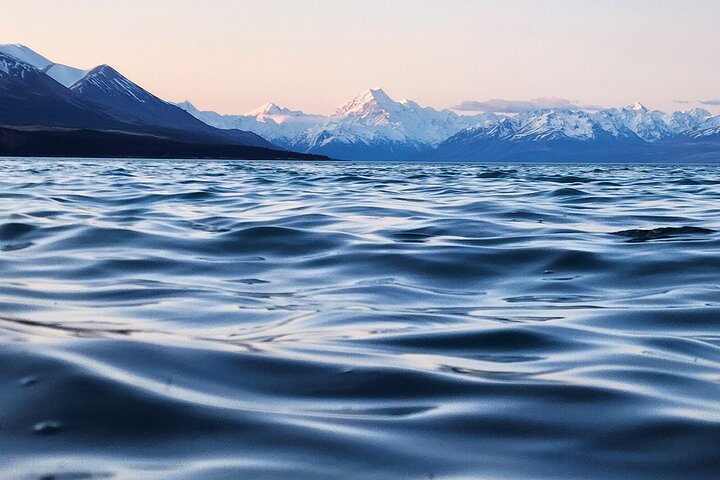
612;226;715;242
0;159;719;480
0;222;37;240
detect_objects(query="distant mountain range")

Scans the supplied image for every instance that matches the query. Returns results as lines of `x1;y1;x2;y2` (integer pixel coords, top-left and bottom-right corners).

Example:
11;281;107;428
179;90;720;162
0;44;326;160
177;89;500;161
1;44;718;162
428;104;720;162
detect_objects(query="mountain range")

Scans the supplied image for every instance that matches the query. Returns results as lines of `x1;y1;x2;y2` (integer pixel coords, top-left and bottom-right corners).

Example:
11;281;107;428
0;44;325;160
1;44;718;162
177;89;501;161
179;91;720;162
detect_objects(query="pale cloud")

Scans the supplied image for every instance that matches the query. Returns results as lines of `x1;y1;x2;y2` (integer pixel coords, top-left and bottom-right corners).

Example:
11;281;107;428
454;97;602;113
673;100;692;104
700;99;720;106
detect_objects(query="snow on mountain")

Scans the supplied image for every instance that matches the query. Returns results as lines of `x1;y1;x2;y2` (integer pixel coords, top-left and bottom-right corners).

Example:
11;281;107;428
430;101;720;161
475;103;716;145
0;44;92;89
596;104;676;142
176;100;324;144
176;100;328;146
44;63;90;88
467;118;519;141
178;88;500;159
69;65;274;147
687;115;720;139
0;51;36;78
71;65;152;103
510;110;599;141
291;87;481;158
0;44;53;70
0;44;292;150
0;50;140;130
331;88;500;145
334;87;398;123
462;109;648;144
179;87;720;160
247;102;301;118
665;108;713;133
4;44;718;159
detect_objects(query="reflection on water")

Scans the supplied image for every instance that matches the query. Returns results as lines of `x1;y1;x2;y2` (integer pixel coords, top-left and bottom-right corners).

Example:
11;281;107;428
1;159;719;479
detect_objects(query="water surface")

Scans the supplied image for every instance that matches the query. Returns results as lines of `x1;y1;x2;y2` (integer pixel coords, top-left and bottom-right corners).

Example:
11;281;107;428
1;159;719;479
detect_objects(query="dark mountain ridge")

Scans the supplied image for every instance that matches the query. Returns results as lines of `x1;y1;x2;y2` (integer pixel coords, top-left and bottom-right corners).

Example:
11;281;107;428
70;64;272;148
0;46;324;160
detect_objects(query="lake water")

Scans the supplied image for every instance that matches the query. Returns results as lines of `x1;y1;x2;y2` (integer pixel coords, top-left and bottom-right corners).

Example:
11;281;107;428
1;158;719;480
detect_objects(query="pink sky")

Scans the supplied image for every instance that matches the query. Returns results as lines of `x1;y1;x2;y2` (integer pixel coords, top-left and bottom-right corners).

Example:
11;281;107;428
3;0;719;115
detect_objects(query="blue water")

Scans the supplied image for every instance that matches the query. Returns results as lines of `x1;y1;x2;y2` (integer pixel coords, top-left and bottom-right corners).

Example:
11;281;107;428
1;158;719;480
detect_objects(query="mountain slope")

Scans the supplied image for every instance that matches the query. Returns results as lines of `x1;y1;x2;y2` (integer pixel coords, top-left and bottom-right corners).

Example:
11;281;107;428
0;52;130;129
71;65;272;148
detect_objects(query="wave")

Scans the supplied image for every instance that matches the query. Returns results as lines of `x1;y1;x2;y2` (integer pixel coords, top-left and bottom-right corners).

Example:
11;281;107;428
0;159;719;479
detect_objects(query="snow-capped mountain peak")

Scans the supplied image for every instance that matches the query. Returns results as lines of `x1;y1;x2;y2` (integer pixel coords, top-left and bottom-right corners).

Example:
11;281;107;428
627;101;648;112
333;87;400;121
247;102;297;117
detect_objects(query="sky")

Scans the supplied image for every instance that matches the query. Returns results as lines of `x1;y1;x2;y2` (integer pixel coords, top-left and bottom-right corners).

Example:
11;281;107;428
3;0;720;115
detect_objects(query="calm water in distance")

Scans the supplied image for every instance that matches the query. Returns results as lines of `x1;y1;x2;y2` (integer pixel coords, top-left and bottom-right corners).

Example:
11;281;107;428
1;158;719;479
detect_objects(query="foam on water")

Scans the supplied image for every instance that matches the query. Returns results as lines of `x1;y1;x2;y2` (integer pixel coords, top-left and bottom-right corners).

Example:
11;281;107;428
0;158;719;479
